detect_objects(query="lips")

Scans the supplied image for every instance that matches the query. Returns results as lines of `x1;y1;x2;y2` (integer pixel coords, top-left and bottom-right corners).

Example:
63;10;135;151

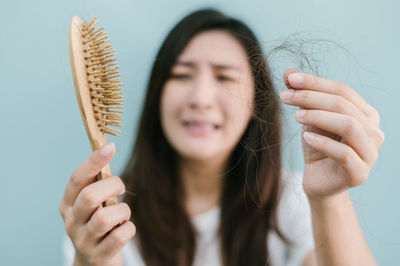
182;120;220;136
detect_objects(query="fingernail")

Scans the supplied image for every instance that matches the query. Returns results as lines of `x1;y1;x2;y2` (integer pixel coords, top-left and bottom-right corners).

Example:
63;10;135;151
295;109;306;121
303;131;315;142
288;73;304;85
100;142;115;156
280;89;294;101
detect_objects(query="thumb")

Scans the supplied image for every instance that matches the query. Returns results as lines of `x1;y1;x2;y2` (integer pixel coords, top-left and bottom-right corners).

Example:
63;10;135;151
78;142;116;181
302;125;327;164
301;125;341;163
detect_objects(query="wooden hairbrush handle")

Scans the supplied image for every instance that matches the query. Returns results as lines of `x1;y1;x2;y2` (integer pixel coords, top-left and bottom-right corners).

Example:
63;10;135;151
69;16;123;208
98;165;119;207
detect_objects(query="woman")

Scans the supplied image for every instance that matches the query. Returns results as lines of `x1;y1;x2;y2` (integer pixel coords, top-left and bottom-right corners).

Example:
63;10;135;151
59;8;384;266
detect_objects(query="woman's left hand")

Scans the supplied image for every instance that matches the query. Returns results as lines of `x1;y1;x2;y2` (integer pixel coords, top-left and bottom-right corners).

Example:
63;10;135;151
280;69;385;202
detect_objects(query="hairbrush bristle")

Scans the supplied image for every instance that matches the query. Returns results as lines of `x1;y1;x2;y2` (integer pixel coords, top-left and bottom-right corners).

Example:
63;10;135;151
81;17;123;137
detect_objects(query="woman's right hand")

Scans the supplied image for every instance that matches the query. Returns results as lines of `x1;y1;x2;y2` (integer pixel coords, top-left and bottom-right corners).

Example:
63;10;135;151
58;142;136;266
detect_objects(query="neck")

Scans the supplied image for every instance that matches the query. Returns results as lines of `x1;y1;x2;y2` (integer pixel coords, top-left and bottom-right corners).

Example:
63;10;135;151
179;156;228;216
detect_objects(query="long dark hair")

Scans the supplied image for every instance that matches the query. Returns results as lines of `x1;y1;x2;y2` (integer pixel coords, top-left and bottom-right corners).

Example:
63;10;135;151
121;8;291;266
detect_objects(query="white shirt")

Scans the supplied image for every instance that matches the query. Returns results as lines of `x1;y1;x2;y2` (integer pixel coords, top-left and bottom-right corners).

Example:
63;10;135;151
62;171;314;266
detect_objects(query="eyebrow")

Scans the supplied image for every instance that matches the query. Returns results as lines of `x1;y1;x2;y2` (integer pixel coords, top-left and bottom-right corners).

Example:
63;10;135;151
174;60;242;72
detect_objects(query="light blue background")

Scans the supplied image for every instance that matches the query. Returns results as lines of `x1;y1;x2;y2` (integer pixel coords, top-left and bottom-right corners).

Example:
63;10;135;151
1;0;399;265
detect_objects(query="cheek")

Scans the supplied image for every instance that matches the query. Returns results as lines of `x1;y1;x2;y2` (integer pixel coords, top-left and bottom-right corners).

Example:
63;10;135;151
220;93;253;139
160;84;185;130
222;85;254;125
218;83;254;147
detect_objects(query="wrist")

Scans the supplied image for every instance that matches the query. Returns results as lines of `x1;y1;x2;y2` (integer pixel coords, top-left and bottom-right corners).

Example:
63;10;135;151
74;253;91;266
307;190;352;210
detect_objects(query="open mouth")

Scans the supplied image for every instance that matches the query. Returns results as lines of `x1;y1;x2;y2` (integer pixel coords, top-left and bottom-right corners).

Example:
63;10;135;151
182;120;220;136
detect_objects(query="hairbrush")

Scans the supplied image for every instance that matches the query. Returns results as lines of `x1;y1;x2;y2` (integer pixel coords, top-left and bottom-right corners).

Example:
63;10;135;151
69;16;123;207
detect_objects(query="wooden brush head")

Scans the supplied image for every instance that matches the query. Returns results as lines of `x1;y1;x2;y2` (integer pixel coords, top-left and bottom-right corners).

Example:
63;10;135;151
69;16;123;151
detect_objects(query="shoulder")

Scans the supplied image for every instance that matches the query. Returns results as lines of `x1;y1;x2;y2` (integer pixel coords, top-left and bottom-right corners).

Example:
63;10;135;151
61;234;75;266
121;237;146;266
278;170;311;224
267;169;315;266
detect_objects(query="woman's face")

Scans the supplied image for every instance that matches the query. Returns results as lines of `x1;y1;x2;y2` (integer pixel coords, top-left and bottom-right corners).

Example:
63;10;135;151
160;30;254;162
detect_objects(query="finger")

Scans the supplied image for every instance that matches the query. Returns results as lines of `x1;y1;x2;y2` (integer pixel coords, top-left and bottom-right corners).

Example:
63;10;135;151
283;68;299;90
280;88;368;125
295;109;377;164
285;70;377;121
73;176;125;224
302;131;370;187
87;202;131;238
96;220;136;259
281;89;384;149
63;143;115;206
302;125;341;142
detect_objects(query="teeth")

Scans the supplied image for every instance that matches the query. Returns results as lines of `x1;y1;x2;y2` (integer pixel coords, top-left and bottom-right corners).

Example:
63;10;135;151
203;124;213;130
185;122;218;130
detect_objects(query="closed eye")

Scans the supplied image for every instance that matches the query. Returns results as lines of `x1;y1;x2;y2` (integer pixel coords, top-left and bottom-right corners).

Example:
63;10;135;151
216;75;233;82
170;74;191;80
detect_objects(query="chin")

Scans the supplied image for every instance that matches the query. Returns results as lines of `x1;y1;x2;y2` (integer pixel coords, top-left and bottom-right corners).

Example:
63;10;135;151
179;149;218;161
174;142;224;162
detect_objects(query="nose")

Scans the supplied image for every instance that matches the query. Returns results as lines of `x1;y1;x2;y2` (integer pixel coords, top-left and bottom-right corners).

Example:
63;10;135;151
188;70;216;111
